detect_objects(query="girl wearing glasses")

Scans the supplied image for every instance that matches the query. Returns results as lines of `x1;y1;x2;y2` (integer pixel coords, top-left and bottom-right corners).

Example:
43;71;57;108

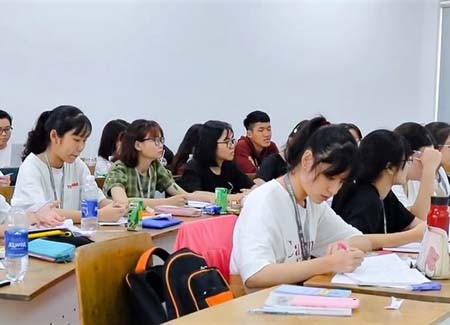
332;130;424;234
103;119;188;207
178;120;255;203
12;105;126;222
392;122;445;220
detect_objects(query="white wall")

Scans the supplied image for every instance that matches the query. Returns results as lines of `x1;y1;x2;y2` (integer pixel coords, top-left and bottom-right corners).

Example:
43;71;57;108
0;0;441;158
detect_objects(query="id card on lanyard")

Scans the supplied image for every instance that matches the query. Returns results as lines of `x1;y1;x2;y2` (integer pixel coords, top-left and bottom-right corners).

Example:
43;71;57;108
135;168;151;198
284;174;311;260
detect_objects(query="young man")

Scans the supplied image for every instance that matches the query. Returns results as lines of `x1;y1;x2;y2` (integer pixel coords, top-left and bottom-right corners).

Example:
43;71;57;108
234;110;278;174
0;110;13;168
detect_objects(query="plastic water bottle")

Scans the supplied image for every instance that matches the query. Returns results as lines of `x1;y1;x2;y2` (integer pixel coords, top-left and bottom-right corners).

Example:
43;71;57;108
81;175;98;235
4;208;28;283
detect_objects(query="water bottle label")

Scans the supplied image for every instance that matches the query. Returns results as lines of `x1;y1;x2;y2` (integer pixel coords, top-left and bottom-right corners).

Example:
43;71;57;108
81;199;98;218
5;229;28;258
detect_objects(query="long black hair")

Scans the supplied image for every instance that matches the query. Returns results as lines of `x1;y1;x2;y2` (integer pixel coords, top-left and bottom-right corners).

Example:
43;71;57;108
22;105;92;160
98;119;130;160
285;116;359;180
332;129;411;213
194;121;233;168
170;123;202;174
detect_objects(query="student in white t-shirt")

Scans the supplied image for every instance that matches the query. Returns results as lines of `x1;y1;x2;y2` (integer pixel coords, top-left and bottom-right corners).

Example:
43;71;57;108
11;105;126;223
230;117;426;290
392;122;444;220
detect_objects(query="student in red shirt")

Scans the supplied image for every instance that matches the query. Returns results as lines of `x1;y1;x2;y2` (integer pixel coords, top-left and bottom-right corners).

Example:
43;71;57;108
234;110;278;175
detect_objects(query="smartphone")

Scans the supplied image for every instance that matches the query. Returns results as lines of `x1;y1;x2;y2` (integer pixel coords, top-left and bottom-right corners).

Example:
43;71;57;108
291;296;360;309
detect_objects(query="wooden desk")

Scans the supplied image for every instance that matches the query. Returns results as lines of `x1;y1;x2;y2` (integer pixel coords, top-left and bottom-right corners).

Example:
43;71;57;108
166;287;450;324
304;273;450;303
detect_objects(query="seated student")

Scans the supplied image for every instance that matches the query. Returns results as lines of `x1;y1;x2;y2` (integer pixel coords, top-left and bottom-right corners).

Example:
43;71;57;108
103;119;189;208
392;122;444;220
0;110;13;168
340;123;363;144
256;120;307;182
425;121;450;181
178;120;255;202
230;117;425;290
169;123;202;175
234;110;278;175
11;105;126;222
332;130;423;234
95;119;130;177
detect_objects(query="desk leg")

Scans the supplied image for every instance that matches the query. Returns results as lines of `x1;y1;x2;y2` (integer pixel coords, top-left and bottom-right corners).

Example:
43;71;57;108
0;274;79;324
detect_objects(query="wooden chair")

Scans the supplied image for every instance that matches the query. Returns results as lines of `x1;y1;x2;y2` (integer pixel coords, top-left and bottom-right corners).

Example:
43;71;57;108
0;186;14;203
75;232;153;325
95;177;105;189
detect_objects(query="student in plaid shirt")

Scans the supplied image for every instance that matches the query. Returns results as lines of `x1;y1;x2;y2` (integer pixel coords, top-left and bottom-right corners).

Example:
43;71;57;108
103;119;191;208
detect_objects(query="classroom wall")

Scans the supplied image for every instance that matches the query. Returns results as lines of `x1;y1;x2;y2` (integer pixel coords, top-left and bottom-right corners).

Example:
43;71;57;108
0;0;441;158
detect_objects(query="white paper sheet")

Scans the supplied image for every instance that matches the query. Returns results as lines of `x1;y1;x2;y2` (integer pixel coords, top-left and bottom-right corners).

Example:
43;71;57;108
332;254;430;287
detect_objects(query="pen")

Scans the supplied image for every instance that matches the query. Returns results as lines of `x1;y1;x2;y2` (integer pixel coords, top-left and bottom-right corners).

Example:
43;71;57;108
336;241;349;251
0;173;13;178
248;308;300;315
408;282;441;291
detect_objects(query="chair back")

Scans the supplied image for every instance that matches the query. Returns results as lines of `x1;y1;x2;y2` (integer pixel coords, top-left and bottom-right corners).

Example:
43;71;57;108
173;215;237;281
0;186;14;203
75;232;152;325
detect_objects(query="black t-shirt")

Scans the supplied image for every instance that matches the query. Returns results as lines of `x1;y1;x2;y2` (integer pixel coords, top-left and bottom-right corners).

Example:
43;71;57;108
178;159;254;194
256;153;287;182
332;183;415;234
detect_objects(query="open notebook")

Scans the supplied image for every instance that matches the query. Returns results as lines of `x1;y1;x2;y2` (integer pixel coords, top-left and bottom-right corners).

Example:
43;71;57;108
332;253;430;289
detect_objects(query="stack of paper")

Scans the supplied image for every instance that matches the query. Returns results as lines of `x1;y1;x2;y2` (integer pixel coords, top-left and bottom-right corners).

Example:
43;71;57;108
252;285;357;316
332;253;430;289
383;242;450;254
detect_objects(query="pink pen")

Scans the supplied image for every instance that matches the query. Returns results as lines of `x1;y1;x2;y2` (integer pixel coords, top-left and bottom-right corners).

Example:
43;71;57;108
336;241;349;251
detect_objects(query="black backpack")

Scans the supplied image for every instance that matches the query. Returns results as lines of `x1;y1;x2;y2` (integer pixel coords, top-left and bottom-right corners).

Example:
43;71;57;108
125;247;233;324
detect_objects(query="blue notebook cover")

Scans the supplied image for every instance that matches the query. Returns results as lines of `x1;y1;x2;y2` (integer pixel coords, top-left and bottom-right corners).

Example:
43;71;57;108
142;216;182;229
28;238;75;263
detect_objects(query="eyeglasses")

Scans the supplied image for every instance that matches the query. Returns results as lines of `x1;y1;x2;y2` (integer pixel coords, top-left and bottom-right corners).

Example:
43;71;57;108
438;144;450;149
217;138;236;149
405;156;414;165
142;136;165;146
0;127;12;135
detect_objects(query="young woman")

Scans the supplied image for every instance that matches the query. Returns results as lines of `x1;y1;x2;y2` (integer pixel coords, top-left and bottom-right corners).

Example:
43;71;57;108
103;119;189;207
169;123;202;175
392;122;445;220
332;130;423;234
425;121;450;181
96;119;130;176
12;105;126;222
178;120;255;203
230;117;425;290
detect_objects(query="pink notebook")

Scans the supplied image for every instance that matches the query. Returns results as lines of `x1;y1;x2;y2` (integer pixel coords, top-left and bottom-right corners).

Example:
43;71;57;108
291;296;360;309
154;205;202;217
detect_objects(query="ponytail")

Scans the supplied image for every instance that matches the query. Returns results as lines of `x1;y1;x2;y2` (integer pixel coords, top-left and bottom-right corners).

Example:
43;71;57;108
22;105;92;161
22;111;52;160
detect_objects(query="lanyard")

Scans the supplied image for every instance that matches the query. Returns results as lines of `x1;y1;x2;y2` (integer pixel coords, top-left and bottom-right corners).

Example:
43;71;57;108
135;168;151;199
44;153;65;209
381;203;387;234
284;174;310;260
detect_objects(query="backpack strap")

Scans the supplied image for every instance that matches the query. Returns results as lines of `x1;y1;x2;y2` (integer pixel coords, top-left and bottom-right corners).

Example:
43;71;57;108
135;247;170;273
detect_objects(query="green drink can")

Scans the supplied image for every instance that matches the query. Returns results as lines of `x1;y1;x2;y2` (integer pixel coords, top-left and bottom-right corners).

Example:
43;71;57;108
127;199;144;231
215;187;228;213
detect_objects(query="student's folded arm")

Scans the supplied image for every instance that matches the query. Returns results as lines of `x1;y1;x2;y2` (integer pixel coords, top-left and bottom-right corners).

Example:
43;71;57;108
363;224;425;250
55;208;81;223
234;143;255;174
109;187;129;205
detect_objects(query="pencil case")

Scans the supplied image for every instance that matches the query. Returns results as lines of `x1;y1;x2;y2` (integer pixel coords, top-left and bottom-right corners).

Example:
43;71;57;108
28;238;76;263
